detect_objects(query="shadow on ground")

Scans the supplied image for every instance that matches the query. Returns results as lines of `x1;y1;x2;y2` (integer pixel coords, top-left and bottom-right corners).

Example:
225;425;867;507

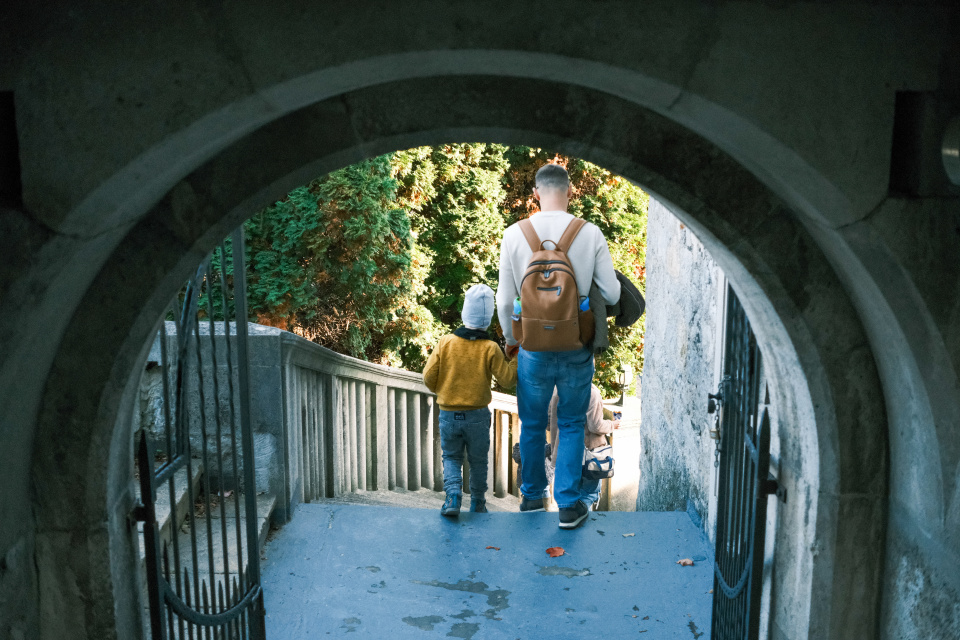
261;504;712;639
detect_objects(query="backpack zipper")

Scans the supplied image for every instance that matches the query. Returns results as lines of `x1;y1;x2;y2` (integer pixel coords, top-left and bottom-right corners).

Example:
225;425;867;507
528;260;571;267
521;267;576;287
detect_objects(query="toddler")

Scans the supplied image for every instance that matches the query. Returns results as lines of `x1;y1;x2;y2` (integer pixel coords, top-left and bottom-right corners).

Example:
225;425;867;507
423;284;518;515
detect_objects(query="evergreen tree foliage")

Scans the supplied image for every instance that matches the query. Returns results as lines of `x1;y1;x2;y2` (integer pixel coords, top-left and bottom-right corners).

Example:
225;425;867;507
393;144;510;326
243;156;444;364
241;145;648;397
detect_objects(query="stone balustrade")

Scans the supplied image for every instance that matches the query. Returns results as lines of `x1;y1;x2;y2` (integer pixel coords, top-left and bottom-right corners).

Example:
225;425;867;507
137;323;645;519
137;323;523;525
281;331;522;509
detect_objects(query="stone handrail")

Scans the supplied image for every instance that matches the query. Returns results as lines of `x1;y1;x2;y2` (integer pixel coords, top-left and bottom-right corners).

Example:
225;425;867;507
279;331;522;508
138;324;639;519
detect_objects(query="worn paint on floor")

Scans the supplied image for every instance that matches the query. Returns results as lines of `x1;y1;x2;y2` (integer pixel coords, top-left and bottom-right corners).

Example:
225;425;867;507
260;504;713;639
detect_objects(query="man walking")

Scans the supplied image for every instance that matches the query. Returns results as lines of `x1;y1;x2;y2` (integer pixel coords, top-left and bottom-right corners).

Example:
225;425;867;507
496;163;621;529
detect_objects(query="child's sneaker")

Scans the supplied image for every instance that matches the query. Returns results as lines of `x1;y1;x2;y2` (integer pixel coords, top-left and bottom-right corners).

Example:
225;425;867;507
470;499;488;513
520;495;545;512
441;493;461;517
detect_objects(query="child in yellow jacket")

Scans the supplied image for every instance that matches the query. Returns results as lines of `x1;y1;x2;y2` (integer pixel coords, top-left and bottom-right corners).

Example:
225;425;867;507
423;284;517;516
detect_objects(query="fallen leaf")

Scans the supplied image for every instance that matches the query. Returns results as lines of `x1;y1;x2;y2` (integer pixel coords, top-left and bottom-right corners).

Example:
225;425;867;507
546;546;565;558
642;616;650;620
622;533;635;538
222;490;233;498
708;589;713;594
677;558;695;566
485;546;500;551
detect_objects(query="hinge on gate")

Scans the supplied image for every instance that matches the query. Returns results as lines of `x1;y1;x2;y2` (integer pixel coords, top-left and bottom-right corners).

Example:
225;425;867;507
129;500;153;524
761;474;787;503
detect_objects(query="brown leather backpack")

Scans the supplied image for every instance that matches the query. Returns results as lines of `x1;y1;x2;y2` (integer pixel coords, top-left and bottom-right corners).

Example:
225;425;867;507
512;218;595;352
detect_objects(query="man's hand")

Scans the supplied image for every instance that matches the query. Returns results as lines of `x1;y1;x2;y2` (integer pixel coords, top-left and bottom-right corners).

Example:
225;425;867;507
506;344;520;359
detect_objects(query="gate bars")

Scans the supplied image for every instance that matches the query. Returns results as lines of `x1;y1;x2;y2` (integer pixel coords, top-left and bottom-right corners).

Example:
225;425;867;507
711;286;780;640
134;228;266;640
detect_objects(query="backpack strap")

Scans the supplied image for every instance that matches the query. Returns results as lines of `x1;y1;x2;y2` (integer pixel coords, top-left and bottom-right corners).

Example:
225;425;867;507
556;218;587;252
518;219;543;253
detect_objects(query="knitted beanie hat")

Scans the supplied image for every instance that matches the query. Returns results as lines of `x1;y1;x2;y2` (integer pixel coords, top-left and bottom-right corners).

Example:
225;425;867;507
461;284;494;330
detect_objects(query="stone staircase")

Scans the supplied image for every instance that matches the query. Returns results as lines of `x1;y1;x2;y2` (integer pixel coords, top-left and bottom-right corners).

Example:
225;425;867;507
308;486;521;512
137;460;276;616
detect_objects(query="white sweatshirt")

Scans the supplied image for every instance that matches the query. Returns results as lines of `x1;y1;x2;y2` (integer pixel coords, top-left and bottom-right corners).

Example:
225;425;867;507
496;210;621;346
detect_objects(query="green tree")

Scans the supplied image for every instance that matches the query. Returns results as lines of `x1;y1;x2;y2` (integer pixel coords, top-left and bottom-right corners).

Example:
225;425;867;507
240;145;648;397
243;155;444;365
393;144;510;325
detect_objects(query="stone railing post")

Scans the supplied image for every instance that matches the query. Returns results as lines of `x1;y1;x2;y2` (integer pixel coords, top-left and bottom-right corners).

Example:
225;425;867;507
407;392;421;490
374;384;388;491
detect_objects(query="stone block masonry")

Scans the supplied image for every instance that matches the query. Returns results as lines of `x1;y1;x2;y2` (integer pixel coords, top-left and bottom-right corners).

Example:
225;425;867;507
636;199;723;541
135;322;285;509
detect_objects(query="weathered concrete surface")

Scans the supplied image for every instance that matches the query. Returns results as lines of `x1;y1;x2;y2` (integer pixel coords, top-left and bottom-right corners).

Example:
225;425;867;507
136;322;285;498
0;3;957;639
637;200;722;532
260;504;713;639
638;199;794;639
820;196;960;640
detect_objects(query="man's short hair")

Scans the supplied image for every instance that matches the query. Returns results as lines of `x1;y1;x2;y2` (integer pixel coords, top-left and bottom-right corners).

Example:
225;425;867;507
535;163;570;192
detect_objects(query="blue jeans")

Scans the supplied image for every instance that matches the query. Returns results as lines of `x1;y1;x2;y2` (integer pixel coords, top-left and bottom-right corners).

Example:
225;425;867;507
518;347;594;509
439;408;491;497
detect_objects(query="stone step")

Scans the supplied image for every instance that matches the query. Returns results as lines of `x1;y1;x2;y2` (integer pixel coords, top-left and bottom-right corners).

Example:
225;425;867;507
139;492;276;635
137;460;204;563
169;492;277;581
309;487;521;512
154;461;204;553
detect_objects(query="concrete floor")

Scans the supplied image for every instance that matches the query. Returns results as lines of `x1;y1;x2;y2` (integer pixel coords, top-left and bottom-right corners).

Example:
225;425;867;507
260;504;713;639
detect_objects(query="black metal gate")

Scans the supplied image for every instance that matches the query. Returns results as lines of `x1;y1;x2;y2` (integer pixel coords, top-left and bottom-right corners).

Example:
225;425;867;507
133;228;266;639
709;286;780;640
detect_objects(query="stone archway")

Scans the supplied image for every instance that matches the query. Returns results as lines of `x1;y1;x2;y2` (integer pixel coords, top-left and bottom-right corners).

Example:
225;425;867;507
30;72;885;640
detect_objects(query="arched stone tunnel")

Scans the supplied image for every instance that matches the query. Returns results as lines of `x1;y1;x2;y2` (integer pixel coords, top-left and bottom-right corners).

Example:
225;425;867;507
1;3;958;639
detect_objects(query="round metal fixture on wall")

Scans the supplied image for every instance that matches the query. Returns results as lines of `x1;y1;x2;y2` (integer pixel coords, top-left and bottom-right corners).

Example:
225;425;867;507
943;115;960;186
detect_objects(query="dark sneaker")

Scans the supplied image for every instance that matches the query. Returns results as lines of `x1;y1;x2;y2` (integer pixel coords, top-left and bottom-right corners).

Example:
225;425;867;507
520;496;545;512
559;501;589;529
441;493;461;517
470;499;488;513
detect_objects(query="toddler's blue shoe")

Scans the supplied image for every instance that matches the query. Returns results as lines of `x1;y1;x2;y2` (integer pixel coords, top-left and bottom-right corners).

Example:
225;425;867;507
441;493;461;517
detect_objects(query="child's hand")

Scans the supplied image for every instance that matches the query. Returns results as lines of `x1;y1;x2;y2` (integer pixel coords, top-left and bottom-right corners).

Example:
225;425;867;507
612;420;621;430
506;344;520;359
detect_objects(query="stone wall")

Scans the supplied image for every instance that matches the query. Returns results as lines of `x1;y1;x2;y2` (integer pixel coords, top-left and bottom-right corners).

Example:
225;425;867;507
134;322;285;514
636;199;723;538
638;199;789;636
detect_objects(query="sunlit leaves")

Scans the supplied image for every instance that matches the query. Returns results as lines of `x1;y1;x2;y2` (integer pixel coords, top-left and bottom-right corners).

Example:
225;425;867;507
242;144;649;395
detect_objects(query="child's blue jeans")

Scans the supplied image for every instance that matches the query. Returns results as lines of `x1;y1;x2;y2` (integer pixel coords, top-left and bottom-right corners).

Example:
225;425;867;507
439;408;491;497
